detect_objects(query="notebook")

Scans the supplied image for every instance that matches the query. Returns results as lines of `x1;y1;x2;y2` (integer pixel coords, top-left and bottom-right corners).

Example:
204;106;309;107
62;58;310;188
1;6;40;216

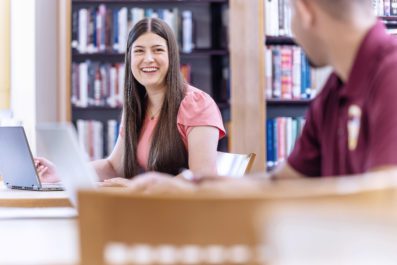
0;126;63;191
36;123;99;206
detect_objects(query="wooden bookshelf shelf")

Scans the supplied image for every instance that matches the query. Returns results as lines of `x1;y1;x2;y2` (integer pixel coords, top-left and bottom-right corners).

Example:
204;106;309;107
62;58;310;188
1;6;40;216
265;36;296;45
72;0;228;4
266;99;312;106
72;49;228;61
380;16;397;27
72;106;122;110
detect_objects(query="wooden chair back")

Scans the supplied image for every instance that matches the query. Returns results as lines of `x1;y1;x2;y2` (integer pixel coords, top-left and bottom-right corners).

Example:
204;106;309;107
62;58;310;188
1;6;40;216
78;190;266;265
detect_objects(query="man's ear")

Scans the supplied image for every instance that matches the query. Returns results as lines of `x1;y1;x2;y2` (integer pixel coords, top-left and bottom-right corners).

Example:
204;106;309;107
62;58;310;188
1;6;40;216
295;0;315;29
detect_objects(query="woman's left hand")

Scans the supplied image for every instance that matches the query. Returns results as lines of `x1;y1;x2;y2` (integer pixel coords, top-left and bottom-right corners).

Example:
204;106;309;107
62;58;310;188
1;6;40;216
99;177;131;187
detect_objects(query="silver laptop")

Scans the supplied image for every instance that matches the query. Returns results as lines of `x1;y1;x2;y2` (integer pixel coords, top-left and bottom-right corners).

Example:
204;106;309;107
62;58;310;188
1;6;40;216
0;126;63;191
36;123;99;206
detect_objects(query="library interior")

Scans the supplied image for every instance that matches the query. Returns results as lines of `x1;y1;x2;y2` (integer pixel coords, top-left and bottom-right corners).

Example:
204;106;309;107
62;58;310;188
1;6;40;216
1;0;397;264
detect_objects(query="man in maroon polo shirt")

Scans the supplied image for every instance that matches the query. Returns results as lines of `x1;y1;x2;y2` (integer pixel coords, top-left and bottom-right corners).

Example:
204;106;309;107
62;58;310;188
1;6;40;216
106;0;397;193
272;0;397;179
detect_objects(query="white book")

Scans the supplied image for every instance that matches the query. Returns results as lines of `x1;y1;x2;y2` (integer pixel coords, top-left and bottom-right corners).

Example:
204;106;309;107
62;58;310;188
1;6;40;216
107;120;118;156
172;8;180;44
98;5;107;51
272;0;280;36
292;46;301;99
163;9;174;32
117;64;125;106
131;8;144;29
108;66;117;107
182;11;193;53
286;117;293;154
79;62;88;107
78;9;88;53
372;0;379;15
100;66;107;106
93;121;103;160
265;47;273;99
118;7;128;53
76;120;89;161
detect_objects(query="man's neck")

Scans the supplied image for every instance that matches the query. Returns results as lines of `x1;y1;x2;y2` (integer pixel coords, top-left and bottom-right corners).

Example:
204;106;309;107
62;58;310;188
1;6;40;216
327;17;377;82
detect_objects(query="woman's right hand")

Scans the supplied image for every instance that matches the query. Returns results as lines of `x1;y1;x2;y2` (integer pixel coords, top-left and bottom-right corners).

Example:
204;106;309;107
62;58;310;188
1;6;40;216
34;157;61;183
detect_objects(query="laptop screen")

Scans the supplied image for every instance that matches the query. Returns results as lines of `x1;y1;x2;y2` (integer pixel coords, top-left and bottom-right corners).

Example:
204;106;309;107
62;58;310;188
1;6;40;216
0;127;42;189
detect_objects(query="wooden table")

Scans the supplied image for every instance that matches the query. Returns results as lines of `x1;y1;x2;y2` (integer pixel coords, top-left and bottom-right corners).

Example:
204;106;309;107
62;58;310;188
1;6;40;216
0;217;78;265
0;181;71;207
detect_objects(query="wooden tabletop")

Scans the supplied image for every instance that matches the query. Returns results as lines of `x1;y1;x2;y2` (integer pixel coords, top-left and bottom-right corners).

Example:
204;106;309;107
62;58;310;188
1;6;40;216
0;181;72;207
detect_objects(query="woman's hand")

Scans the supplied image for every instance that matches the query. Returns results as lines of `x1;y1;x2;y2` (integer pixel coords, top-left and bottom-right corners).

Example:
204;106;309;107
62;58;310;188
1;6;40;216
34;157;61;183
127;172;197;195
99;177;132;187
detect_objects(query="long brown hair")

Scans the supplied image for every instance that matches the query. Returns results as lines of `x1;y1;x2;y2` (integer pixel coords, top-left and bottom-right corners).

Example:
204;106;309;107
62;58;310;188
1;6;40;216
123;18;188;178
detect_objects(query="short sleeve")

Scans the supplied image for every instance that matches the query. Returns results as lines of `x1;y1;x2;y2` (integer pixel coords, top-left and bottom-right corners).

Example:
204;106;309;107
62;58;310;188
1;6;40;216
177;87;226;144
287;100;322;177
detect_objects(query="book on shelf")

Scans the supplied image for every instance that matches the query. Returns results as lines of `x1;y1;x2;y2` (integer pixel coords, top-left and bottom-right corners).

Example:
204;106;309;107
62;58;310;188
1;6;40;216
72;61;125;108
72;4;194;54
372;0;397;16
76;119;120;160
180;64;192;83
266;117;305;169
265;0;292;37
266;45;314;100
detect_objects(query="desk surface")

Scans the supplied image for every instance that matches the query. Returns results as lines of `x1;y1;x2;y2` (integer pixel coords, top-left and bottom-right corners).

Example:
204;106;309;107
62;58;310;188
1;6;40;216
0;182;71;207
0;218;78;265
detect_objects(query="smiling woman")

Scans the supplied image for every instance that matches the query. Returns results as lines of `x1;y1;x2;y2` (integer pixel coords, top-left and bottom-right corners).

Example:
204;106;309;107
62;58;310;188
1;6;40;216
35;18;226;185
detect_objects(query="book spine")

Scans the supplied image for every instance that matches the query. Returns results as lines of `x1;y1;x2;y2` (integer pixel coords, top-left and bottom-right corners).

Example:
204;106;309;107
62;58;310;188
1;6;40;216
71;9;78;51
392;0;397;15
182;10;193;53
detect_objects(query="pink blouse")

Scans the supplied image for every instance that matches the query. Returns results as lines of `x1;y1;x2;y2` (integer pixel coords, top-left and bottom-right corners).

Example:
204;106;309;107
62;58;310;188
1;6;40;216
135;85;226;170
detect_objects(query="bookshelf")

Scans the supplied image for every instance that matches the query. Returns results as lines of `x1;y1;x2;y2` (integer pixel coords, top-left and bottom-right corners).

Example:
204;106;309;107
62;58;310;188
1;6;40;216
67;0;230;160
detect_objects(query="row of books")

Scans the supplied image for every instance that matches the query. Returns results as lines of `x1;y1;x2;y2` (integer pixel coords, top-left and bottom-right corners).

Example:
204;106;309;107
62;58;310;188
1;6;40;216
72;61;125;108
265;46;315;100
72;5;194;54
265;0;292;37
71;61;194;108
76;119;120;160
266;117;305;168
372;0;397;16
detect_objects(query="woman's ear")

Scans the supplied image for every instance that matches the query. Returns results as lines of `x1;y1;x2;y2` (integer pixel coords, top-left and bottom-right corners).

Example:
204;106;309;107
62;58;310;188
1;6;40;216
295;0;315;29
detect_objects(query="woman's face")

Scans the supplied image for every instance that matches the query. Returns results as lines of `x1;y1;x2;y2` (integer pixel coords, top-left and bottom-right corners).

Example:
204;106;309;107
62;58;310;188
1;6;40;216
130;32;169;91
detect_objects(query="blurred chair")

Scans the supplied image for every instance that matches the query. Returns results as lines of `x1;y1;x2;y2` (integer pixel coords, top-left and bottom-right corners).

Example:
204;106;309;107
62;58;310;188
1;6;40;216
216;151;256;177
78;190;266;265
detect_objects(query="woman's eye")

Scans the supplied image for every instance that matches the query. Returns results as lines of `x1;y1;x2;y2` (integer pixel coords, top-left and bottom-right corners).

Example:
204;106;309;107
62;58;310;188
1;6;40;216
155;48;165;53
134;49;143;53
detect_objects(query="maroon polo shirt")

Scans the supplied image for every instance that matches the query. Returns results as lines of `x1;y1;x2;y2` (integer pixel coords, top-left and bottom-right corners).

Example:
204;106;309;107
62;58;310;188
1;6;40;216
288;21;397;177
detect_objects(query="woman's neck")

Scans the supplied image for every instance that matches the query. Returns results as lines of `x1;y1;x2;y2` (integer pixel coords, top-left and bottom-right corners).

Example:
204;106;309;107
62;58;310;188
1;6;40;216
146;87;165;111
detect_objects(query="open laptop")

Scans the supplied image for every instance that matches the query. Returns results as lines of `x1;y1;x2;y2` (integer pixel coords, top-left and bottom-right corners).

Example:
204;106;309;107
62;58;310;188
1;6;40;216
36;123;99;206
0;126;63;191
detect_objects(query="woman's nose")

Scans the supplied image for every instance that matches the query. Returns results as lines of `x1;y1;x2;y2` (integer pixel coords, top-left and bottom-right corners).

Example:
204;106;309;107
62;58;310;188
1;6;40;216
143;51;154;62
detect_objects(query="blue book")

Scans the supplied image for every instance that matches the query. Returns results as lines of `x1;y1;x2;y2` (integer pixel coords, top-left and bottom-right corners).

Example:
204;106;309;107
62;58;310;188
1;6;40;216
305;58;312;98
266;119;274;167
300;52;307;98
113;8;119;51
273;119;278;166
157;9;164;20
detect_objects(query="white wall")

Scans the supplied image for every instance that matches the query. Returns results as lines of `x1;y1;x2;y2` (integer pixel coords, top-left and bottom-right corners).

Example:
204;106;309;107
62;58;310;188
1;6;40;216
11;0;37;150
11;0;58;154
35;0;58;123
